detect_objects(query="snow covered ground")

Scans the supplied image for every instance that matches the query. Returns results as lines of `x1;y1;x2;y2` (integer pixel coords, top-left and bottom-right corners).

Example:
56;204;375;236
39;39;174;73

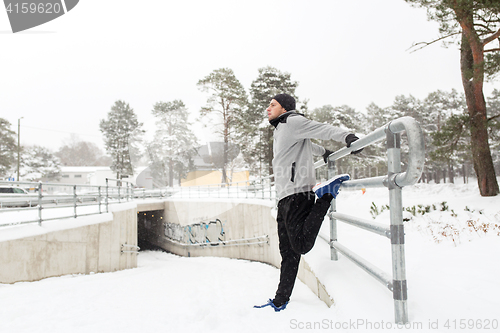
0;180;499;332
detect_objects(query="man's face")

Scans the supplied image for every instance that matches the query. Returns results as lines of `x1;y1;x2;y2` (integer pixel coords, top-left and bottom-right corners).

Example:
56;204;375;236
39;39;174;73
267;99;287;121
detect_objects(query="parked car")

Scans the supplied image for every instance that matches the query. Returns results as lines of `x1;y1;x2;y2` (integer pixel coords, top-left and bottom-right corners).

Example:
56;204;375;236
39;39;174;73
0;186;38;208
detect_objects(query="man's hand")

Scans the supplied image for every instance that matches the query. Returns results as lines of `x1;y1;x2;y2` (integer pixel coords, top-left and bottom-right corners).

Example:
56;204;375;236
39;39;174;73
323;149;333;163
345;134;363;154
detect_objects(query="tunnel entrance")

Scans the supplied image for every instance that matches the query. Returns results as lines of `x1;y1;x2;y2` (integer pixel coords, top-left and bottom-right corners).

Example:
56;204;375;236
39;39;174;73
137;209;165;251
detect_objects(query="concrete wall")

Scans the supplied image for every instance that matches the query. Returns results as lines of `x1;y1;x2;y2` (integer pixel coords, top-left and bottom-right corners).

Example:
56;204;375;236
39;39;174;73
1;198;333;307
141;198;334;307
0;206;137;284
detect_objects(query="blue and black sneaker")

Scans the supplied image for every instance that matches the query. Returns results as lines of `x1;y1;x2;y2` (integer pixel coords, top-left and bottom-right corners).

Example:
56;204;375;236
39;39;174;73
253;299;288;312
313;174;350;199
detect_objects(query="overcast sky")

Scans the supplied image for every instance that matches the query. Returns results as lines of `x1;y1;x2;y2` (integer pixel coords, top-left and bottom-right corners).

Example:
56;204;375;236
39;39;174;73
1;0;498;152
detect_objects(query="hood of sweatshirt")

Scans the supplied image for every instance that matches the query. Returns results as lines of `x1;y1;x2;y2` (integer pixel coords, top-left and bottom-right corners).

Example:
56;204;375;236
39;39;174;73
269;110;304;128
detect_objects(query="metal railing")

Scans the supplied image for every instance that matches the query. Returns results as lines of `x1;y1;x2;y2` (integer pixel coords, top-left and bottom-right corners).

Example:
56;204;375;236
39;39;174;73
315;116;424;324
0;178;172;227
163;116;423;323
0;116;423;323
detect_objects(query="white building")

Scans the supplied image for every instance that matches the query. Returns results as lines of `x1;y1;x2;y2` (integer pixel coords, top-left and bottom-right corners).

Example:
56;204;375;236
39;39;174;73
57;166;155;187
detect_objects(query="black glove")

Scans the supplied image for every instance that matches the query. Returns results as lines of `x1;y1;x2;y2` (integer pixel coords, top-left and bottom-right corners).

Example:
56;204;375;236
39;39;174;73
345;134;363;154
322;149;333;163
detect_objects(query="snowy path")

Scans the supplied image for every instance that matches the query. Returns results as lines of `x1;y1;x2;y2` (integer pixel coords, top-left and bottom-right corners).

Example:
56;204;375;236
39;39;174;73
0;251;332;333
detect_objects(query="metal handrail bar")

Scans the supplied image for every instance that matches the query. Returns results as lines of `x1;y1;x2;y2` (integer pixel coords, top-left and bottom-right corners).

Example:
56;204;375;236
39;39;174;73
330;212;391;238
122;244;141;250
331;239;393;291
164;235;269;247
0;206;38;213
0;180;110;189
314;116;425;189
318;233;393;290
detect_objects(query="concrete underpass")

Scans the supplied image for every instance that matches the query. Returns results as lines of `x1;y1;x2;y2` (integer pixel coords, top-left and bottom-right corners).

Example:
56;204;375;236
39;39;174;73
0;199;334;307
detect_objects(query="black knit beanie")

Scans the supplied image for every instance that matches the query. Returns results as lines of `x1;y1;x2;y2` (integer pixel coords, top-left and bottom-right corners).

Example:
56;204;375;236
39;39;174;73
273;93;296;111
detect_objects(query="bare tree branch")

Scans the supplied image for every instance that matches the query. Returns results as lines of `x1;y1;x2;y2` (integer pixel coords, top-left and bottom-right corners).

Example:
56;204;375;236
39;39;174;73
407;32;461;53
484;47;500;53
488;114;500;122
473;23;495;34
482;27;500;45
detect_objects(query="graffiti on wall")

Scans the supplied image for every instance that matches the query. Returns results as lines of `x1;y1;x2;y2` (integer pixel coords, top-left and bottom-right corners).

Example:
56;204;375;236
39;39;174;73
164;219;225;245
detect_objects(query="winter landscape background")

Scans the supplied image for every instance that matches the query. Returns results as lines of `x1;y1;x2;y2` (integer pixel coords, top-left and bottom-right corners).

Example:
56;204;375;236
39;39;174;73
1;1;499;332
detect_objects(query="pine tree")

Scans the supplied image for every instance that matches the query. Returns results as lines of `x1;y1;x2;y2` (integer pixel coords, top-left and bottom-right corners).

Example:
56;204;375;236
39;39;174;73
405;0;500;196
310;105;370;179
430;111;471;183
20;145;61;181
197;68;248;184
365;102;400;177
486;89;500;175
246;66;299;177
421;90;468;183
0;118;16;178
366;102;397;131
99;100;143;180
148;100;197;187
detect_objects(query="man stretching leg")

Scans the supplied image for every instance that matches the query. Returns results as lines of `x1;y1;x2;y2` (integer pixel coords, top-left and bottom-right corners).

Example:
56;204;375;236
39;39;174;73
254;93;362;311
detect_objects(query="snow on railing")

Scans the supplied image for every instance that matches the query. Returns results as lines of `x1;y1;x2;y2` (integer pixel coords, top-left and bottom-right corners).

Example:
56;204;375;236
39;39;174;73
0;179;170;227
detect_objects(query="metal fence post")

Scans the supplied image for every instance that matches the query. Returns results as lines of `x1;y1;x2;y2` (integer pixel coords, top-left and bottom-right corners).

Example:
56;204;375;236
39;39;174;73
73;185;77;218
105;178;109;213
387;130;409;324
98;186;102;214
38;182;43;226
327;159;338;261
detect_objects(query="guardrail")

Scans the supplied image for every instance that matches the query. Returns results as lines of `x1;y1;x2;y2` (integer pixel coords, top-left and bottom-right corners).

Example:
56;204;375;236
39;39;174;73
0;116;423;323
164;116;423;323
0;179;172;227
316;116;424;324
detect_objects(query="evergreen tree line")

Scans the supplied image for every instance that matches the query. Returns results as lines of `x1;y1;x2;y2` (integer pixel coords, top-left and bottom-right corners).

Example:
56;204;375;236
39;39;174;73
100;66;500;188
0;120;112;182
317;89;500;185
96;0;500;197
1;67;499;188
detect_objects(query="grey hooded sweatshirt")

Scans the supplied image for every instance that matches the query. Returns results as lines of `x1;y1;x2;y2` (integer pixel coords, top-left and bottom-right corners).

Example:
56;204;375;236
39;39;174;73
271;111;350;201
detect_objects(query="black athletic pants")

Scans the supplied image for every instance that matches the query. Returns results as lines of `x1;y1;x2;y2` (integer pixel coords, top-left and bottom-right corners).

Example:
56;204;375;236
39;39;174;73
273;191;333;307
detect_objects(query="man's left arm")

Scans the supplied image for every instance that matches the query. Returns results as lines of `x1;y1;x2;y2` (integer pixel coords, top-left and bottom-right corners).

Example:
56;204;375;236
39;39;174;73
291;116;350;143
292;117;363;155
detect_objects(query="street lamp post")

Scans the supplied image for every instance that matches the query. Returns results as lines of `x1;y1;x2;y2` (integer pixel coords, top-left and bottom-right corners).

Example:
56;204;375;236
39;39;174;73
17;117;23;181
